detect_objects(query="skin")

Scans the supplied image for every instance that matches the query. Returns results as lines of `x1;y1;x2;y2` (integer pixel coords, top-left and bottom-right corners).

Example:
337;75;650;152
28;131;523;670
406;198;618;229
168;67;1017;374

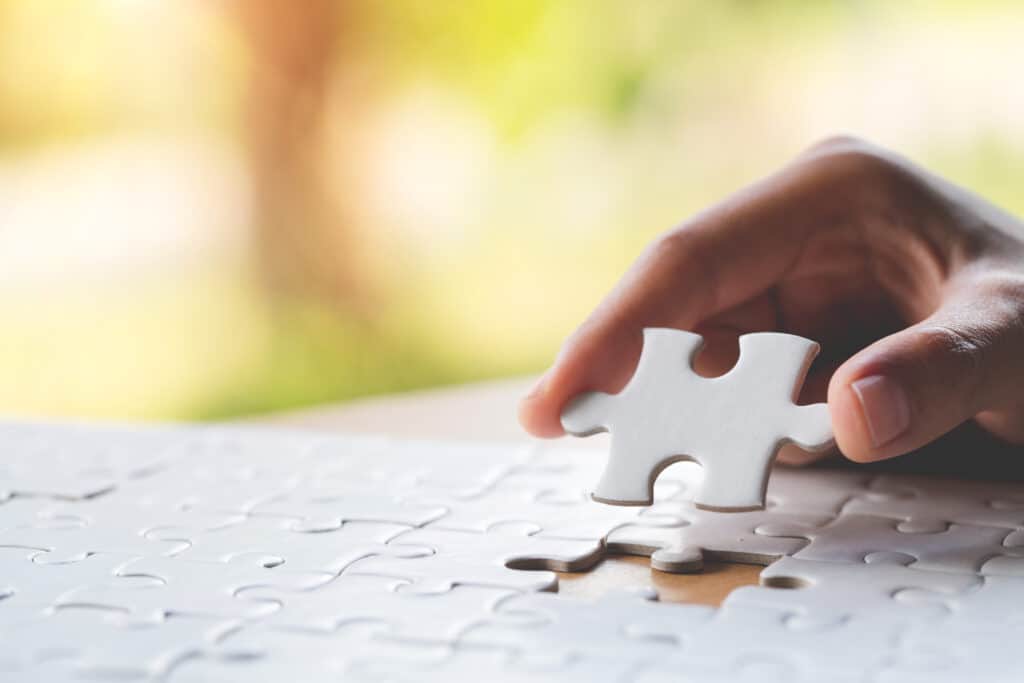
519;136;1024;465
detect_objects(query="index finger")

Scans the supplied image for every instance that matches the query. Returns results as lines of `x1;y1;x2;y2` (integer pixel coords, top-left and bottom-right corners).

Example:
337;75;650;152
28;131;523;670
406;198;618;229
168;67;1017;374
518;144;881;437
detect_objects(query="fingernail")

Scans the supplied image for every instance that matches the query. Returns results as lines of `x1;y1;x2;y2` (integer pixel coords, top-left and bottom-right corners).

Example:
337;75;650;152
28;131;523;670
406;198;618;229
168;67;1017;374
851;375;910;448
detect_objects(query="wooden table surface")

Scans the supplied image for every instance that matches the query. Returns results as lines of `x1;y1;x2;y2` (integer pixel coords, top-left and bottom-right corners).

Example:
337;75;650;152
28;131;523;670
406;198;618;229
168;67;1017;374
265;377;761;605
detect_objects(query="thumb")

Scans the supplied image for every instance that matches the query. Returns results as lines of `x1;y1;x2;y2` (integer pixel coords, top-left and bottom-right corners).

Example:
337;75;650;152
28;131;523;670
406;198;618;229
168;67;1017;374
828;277;1024;462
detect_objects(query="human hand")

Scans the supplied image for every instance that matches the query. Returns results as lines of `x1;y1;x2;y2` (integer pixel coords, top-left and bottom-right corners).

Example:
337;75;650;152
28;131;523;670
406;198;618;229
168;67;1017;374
519;137;1024;465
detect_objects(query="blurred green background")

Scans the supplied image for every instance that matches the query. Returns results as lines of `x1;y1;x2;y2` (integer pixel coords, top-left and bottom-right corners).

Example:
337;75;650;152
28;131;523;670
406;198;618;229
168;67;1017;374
1;0;1022;420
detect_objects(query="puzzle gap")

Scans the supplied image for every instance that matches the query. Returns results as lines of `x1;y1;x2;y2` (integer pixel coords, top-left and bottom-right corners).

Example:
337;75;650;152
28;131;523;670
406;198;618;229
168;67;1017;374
759;575;808;590
688;328;740;378
556;556;762;607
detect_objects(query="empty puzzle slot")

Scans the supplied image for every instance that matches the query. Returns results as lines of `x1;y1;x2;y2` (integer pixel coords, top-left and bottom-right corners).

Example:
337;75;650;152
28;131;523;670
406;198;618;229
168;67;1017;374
760;575;809;590
557;556;764;607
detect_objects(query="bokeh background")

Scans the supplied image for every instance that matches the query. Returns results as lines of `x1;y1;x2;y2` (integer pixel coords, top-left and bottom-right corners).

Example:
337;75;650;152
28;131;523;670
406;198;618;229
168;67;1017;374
2;0;1022;420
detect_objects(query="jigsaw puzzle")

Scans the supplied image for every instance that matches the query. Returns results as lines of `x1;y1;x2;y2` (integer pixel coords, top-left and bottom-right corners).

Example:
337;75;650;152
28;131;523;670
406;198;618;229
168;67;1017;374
1;420;1023;682
559;328;834;509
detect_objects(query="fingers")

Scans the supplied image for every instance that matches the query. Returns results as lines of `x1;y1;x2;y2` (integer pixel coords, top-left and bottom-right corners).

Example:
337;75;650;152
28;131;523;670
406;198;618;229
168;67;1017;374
519;147;891;438
829;272;1024;462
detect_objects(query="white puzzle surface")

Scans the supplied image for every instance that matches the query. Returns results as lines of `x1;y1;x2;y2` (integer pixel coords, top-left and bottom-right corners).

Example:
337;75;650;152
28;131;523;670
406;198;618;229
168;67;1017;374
0;419;1022;682
560;328;834;509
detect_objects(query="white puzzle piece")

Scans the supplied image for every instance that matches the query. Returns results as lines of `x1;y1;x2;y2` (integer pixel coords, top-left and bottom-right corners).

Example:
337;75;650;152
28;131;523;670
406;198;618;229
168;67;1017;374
251;489;447;532
842;473;1024;531
424;484;683;541
166;622;450;683
148;517;424;575
760;465;874;517
58;555;331;623
346;527;603;593
0;606;236;679
756;513;1017;574
0;549;132;628
0;498;242;564
724;556;980;627
460;587;711;668
0;421;182;501
608;503;830;572
630;603;903;679
874;618;1024;683
630;658;830;683
5;419;1024;683
356;647;639;683
306;438;534;500
560;329;833;509
239;574;515;642
897;573;1024;628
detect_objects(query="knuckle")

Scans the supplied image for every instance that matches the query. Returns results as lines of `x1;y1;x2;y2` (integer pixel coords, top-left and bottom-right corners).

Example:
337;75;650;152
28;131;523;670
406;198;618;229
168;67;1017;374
798;136;898;207
965;271;1024;305
918;324;988;360
804;134;873;156
640;228;708;275
915;323;990;407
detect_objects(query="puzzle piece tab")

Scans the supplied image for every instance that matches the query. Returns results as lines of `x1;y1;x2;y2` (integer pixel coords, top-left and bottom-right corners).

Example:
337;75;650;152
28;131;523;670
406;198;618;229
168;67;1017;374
460;587;710;669
608;503;829;572
560;329;833;510
346;527;603;593
725;556;980;627
757;513;1016;574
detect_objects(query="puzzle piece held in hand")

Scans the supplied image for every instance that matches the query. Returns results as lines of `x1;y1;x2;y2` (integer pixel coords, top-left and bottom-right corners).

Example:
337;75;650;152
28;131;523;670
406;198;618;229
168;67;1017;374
560;329;833;510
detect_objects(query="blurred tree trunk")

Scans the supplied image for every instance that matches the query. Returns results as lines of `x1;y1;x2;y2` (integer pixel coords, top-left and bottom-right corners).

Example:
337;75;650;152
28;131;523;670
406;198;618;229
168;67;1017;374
234;0;369;311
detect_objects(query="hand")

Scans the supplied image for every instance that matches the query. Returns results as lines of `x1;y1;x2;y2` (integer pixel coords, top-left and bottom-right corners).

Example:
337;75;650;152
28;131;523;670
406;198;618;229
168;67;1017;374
519;136;1024;465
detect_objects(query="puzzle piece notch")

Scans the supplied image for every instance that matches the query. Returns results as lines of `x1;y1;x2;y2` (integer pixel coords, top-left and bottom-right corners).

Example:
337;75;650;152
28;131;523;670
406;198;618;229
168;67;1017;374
561;329;833;510
898;573;1024;629
306;438;535;500
58;555;332;623
724;556;980;628
420;482;684;543
0;497;242;564
610;501;831;573
346;527;603;593
147;517;424;575
631;602;903;679
460;587;710;669
842;473;1024;531
238;574;515;643
0;548;136;628
756;513;1017;574
0;606;237;680
251;489;448;532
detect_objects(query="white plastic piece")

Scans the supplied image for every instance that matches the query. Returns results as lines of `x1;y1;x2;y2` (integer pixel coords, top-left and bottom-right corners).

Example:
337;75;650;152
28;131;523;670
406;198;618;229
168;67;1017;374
59;555;331;623
560;329;833;509
0;498;240;564
148;517;424;575
725;556;980;626
609;502;830;572
239;574;515;642
425;485;683;541
460;587;711;668
166;622;450;683
4;419;1024;683
0;548;130;627
346;527;603;593
843;473;1024;531
634;603;902;679
0;607;235;679
757;513;1016;574
251;490;447;532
